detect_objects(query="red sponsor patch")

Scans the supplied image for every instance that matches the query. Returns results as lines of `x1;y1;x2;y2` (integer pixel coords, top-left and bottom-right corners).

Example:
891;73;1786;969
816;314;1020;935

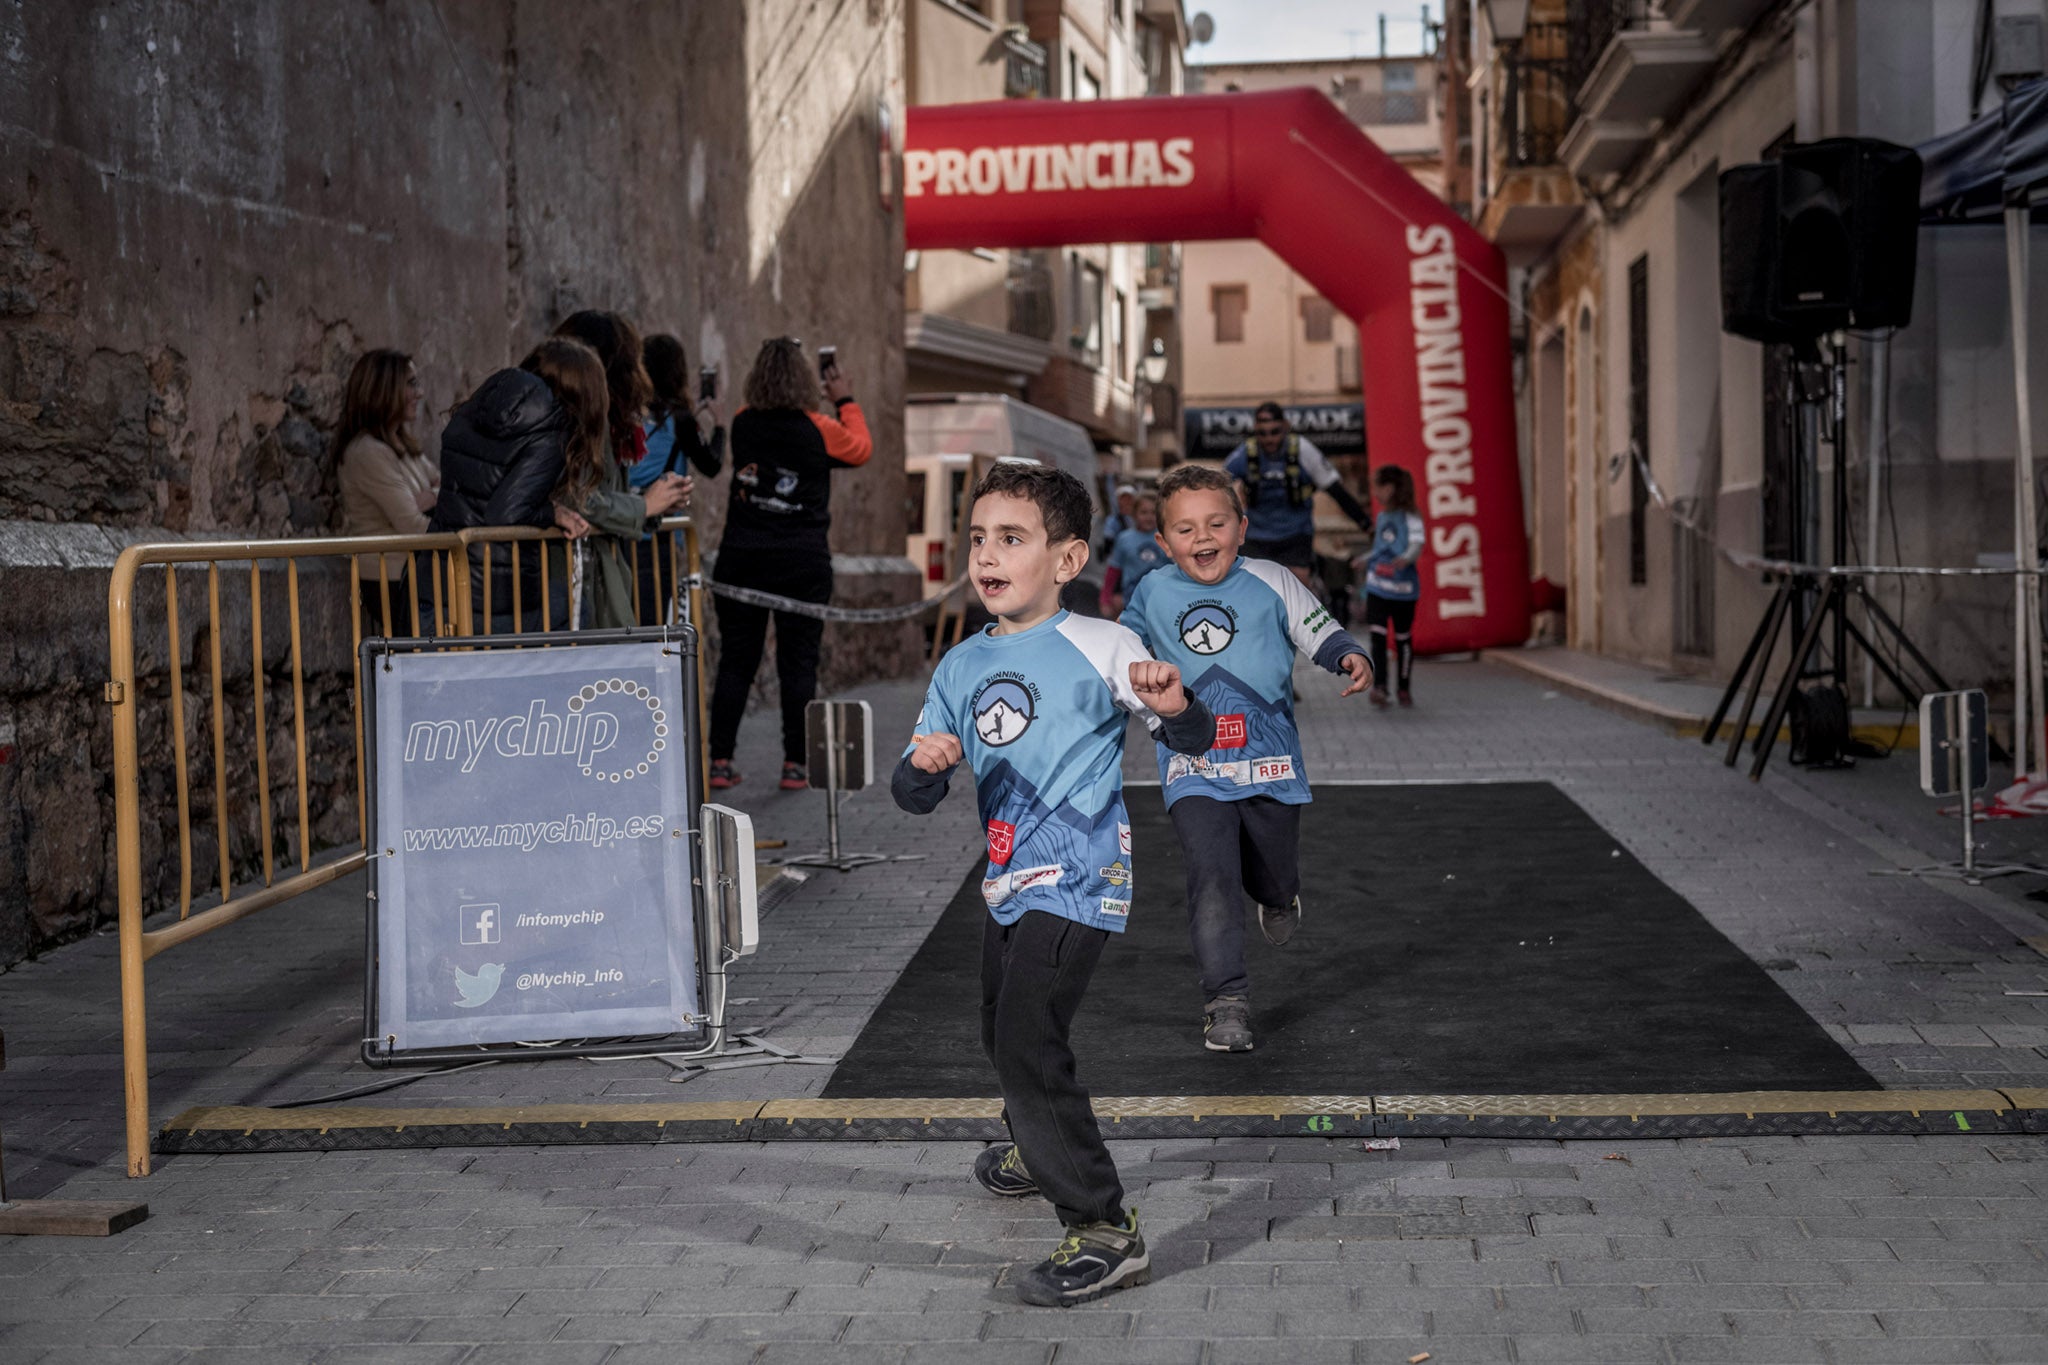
987;819;1016;866
1213;714;1248;750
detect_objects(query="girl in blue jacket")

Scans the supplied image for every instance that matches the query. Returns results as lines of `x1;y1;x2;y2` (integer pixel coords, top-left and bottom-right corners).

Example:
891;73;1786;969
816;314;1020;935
1357;465;1425;707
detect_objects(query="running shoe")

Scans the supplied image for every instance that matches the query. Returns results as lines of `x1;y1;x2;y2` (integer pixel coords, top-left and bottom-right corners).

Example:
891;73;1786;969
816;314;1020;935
708;760;741;789
1203;996;1254;1052
1014;1208;1150;1307
779;762;809;790
972;1142;1039;1198
1367;686;1390;708
1258;894;1302;946
1398;690;1414;707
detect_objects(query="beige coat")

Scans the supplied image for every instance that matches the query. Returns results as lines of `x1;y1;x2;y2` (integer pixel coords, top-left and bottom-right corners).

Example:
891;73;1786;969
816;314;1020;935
338;433;437;579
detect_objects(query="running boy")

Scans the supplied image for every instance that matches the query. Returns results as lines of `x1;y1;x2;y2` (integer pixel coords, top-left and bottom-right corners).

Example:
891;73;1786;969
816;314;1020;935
892;462;1216;1307
1357;464;1426;707
1100;491;1167;615
1120;463;1370;1053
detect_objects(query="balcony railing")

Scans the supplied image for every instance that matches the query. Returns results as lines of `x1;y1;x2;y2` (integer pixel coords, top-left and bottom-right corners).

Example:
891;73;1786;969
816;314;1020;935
1502;23;1577;167
1567;0;1653;94
1001;28;1048;99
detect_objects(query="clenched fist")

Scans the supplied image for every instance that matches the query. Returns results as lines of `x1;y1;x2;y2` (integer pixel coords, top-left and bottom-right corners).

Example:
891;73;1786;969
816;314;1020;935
908;731;963;774
1128;660;1188;717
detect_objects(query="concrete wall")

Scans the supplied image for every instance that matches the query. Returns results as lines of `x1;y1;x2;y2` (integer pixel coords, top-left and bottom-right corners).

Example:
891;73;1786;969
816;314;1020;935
0;1;910;966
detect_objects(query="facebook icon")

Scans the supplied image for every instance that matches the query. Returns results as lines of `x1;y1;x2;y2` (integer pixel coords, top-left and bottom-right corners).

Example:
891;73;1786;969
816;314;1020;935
459;903;501;946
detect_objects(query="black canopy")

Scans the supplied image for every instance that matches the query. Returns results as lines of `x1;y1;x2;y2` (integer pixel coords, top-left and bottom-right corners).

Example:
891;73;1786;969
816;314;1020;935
1919;78;2048;223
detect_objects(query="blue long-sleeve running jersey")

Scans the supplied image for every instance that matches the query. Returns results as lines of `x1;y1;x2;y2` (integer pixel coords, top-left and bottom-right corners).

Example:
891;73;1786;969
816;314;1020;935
900;611;1186;933
1122;557;1364;808
1361;509;1427;602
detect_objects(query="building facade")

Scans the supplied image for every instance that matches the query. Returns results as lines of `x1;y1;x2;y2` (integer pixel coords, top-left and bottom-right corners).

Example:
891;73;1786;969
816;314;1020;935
1465;0;2043;701
904;0;1189;473
1177;54;1444;544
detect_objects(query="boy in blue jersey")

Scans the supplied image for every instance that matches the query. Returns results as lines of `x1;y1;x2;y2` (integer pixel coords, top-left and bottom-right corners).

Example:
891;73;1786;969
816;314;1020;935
892;462;1216;1307
1121;463;1371;1053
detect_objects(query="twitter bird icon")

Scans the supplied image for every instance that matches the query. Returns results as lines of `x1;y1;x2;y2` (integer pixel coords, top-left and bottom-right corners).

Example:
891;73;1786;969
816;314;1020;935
453;962;506;1008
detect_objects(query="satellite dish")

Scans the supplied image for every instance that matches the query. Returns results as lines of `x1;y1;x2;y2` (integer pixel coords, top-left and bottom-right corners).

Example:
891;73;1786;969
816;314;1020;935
1191;11;1214;44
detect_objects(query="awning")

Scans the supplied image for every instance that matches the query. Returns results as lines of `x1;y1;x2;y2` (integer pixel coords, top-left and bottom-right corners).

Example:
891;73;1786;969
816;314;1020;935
1919;78;2048;223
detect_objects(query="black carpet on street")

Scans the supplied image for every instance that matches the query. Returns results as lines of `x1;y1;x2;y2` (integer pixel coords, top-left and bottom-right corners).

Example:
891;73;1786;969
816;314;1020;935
823;782;1876;1098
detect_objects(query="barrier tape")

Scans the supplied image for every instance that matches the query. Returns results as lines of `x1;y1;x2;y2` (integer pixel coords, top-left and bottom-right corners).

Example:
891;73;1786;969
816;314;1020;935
704;572;972;622
1622;444;2045;580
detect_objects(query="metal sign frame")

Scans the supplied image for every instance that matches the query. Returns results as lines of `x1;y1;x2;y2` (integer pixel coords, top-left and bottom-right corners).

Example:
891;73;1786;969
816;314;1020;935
360;627;753;1066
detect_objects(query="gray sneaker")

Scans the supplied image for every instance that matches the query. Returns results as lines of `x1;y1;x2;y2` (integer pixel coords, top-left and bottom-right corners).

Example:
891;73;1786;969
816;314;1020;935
1203;995;1254;1052
1258;894;1302;946
1015;1208;1150;1306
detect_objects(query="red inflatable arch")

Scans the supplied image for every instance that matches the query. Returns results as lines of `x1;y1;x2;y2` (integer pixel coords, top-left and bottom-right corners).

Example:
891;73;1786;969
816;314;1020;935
904;88;1530;654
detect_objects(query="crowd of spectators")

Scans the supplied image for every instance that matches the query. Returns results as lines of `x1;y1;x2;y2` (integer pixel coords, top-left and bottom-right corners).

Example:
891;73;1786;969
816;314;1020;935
334;316;870;786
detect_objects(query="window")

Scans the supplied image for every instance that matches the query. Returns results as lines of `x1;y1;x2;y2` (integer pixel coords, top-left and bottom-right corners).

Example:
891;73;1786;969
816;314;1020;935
1071;256;1104;361
1112;287;1128;377
1300;295;1335;344
1384;63;1417;90
905;471;928;536
1627;254;1649;587
1212;284;1249;344
1080;66;1101;101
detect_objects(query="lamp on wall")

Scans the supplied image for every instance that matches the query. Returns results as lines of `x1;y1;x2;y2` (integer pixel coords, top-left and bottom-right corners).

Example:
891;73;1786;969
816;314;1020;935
1138;337;1170;385
1479;0;1529;43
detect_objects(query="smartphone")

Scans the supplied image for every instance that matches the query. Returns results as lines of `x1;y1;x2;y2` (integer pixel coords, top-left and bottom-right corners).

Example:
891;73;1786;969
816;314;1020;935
818;345;838;378
699;365;717;402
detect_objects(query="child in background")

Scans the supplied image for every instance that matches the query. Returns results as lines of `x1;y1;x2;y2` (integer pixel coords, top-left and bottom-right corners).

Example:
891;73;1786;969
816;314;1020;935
1358;465;1426;708
1120;464;1371;1054
892;462;1215;1306
1100;492;1167;615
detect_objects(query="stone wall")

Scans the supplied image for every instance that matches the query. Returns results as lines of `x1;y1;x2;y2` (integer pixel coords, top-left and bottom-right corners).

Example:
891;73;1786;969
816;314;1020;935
0;1;912;966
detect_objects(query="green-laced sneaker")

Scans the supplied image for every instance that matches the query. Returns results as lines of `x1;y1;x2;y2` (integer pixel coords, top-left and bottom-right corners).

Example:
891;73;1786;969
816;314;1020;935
1015;1208;1150;1307
972;1142;1039;1198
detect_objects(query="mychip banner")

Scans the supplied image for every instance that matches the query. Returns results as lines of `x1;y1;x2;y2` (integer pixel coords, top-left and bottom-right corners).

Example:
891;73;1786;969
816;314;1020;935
366;637;700;1056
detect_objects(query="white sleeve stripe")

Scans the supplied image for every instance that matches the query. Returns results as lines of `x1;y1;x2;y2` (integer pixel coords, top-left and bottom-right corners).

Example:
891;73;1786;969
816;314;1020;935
1244;558;1340;658
1297;437;1340;490
1055;615;1164;731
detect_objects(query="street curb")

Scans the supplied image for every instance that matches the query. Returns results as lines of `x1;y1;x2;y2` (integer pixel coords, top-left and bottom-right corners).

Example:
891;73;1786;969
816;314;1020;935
154;1088;2040;1154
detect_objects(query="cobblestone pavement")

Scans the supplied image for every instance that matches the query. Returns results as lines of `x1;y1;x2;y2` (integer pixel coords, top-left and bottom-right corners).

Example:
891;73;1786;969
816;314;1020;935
3;658;2046;1363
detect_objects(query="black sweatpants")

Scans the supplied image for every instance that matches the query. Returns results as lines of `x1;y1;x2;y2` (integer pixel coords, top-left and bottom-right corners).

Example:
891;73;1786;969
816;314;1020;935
981;909;1125;1228
1167;794;1303;1001
708;547;831;764
1365;594;1416;693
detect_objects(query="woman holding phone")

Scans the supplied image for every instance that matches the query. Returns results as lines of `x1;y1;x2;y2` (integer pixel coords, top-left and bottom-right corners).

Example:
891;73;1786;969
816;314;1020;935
707;337;870;791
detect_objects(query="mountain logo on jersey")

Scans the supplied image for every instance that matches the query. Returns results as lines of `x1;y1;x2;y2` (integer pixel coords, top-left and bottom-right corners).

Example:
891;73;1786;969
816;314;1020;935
1176;602;1237;656
971;674;1039;747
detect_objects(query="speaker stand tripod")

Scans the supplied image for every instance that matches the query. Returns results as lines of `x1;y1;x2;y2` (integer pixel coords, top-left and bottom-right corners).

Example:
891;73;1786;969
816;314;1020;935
1703;335;1955;779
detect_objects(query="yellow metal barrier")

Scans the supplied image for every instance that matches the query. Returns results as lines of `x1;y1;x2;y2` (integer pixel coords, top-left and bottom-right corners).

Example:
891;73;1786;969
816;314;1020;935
105;519;706;1176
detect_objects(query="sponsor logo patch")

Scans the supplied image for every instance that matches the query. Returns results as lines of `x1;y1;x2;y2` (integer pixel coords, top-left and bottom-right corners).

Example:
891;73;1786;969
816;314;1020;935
1099;897;1132;918
1251;756;1297;784
1097;859;1132;889
1117;822;1132;855
987;819;1016;866
1010;864;1064;893
982;873;1012;907
1213;714;1248;750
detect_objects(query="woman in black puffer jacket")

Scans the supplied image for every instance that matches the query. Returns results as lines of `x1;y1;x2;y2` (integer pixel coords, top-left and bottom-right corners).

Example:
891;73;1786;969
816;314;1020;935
426;338;609;632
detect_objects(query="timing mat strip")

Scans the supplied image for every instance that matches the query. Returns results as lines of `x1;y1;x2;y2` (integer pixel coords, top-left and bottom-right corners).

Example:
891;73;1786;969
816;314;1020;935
155;1088;2047;1154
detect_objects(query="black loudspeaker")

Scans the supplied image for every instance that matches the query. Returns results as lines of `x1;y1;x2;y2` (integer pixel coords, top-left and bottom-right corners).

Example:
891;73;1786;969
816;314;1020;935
1719;137;1922;342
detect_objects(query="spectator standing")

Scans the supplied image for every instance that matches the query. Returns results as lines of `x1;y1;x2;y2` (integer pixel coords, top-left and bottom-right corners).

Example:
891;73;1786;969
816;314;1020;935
335;348;436;636
629;333;726;623
552;311;691;628
1224;401;1374;586
707;337;872;791
1098;482;1137;557
428;338;606;631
